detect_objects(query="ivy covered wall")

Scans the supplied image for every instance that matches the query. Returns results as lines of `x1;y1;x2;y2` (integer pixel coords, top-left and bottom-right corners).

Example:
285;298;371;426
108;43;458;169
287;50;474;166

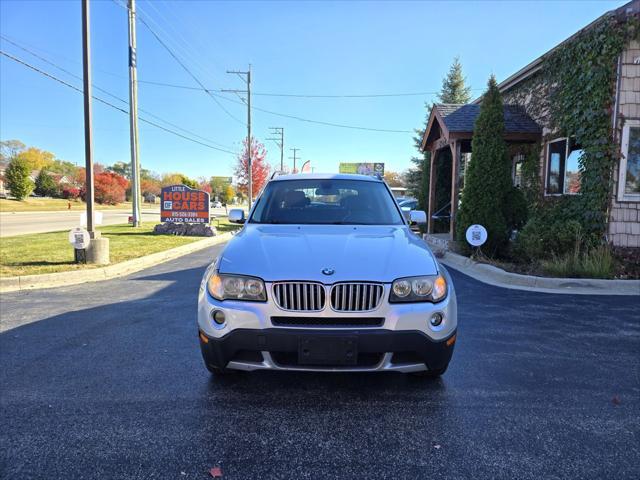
501;12;640;247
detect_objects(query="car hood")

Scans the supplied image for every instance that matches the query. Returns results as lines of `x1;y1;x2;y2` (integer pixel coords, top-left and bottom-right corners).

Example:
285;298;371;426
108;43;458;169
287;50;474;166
218;224;438;283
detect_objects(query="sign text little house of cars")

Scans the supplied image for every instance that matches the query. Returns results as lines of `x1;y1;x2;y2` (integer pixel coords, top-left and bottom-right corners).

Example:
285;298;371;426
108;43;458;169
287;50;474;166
161;185;210;224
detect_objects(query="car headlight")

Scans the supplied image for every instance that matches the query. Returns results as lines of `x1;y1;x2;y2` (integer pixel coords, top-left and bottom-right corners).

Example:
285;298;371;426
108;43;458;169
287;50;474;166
207;272;266;301
389;275;447;303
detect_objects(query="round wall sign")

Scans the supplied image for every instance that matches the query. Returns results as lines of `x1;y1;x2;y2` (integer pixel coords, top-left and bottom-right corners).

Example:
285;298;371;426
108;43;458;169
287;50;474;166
68;227;90;250
465;224;488;247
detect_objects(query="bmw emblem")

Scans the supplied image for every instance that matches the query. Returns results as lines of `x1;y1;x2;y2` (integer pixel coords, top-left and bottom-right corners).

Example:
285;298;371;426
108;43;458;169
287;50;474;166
321;268;335;276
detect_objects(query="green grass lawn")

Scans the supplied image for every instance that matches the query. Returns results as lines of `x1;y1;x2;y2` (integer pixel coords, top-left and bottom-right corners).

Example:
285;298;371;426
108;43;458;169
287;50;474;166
0;198;158;212
0;219;237;277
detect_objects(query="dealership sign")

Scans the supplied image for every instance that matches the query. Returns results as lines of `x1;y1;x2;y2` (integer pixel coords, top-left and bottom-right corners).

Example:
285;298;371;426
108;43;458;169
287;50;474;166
339;162;384;176
161;185;210;224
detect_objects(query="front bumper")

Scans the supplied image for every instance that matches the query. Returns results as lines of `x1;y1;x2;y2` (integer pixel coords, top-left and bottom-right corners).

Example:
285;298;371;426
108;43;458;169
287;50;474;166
199;328;456;373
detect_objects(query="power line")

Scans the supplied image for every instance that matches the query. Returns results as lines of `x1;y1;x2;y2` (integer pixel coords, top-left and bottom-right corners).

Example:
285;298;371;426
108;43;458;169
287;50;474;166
0;35;235;151
136;78;474;98
0;50;238;155
122;1;245;126
213;93;412;133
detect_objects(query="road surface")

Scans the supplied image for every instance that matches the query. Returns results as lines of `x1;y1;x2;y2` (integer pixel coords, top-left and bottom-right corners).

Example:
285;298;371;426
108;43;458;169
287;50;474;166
0;208;229;237
0;246;638;479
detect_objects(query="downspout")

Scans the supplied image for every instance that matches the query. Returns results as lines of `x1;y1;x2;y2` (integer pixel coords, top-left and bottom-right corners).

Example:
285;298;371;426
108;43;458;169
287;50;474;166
606;54;623;244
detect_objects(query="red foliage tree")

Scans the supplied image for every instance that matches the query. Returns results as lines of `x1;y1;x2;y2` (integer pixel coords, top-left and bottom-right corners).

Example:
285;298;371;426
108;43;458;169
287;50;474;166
198;181;212;194
140;178;161;196
93;171;128;205
234;137;270;196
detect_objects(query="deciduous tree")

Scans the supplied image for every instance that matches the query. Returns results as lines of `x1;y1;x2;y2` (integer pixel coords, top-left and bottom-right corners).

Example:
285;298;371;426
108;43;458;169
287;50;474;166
0;139;25;161
5;157;34;200
234;137;269;196
93;171;128;205
16;147;55;170
383;171;403;187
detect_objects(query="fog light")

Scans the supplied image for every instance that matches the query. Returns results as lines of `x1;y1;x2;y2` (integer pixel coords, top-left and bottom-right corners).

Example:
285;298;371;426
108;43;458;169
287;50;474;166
211;309;226;325
430;312;444;327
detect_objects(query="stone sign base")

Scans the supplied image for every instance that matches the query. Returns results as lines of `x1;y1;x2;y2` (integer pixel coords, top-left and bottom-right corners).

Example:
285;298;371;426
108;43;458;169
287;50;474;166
153;222;216;237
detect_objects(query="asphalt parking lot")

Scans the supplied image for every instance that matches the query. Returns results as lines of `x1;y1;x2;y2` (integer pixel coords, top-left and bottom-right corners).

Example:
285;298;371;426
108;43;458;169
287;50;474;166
1;246;638;479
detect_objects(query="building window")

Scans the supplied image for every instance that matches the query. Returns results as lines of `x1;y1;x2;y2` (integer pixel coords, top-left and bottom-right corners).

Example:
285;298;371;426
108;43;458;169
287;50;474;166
545;138;582;195
512;153;524;187
618;120;640;201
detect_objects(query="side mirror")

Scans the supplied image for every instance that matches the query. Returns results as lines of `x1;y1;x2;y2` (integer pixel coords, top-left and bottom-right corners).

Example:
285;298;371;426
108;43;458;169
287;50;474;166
409;210;427;225
228;209;246;224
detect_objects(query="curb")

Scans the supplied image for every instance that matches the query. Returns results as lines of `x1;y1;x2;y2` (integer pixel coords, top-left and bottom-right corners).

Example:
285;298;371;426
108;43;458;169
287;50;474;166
435;248;640;296
0;231;236;293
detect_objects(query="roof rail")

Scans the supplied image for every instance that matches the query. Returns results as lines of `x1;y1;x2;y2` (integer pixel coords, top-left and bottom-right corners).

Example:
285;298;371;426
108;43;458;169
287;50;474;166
269;170;285;180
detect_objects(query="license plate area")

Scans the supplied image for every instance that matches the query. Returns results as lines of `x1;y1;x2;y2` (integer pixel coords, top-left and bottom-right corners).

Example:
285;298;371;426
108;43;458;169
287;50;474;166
298;335;358;366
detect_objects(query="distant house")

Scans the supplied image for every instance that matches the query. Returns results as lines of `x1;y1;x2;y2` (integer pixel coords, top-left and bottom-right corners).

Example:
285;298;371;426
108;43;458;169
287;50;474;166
0;161;8;197
421;0;640;248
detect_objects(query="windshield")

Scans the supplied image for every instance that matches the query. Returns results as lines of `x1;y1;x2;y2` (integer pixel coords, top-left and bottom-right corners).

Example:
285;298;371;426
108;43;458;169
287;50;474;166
250;178;404;225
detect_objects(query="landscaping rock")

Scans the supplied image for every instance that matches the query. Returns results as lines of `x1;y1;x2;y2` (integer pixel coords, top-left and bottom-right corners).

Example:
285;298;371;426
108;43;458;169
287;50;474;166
153;222;216;237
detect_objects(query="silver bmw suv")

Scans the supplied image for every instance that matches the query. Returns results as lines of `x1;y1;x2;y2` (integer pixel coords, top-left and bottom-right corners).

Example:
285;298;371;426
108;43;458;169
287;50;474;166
197;173;457;377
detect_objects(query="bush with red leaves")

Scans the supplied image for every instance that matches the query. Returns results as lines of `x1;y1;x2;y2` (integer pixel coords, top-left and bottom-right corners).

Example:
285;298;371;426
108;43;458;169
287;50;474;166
62;187;81;200
91;171;128;205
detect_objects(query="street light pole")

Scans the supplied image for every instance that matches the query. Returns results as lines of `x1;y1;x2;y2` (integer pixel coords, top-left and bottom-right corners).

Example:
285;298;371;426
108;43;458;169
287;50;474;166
127;0;141;227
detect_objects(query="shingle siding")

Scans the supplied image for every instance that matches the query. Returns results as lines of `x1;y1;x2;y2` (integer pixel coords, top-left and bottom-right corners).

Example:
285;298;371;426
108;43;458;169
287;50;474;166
609;39;640;248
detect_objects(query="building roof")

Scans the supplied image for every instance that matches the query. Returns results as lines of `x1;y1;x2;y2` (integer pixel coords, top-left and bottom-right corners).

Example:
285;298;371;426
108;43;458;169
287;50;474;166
435;104;541;134
421;103;541;150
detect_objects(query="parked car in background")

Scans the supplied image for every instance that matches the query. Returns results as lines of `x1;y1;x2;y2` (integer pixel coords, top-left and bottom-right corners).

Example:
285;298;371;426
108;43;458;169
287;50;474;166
198;174;457;378
398;198;418;212
211;201;222;208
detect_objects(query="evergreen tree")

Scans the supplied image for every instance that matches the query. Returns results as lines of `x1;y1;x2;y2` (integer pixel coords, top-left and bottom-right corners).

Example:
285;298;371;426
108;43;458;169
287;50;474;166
5;157;34;200
456;76;512;255
34;168;58;197
438;56;472;104
408;57;471;214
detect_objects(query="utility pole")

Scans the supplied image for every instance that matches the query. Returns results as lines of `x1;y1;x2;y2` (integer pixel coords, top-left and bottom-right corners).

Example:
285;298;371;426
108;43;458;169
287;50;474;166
289;148;300;173
81;0;108;264
81;0;95;236
222;65;252;205
267;127;284;171
127;0;141;227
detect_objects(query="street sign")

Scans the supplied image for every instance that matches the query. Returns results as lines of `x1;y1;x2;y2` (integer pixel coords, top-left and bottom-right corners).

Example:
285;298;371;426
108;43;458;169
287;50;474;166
80;211;103;227
465;224;488;247
161;184;210;224
68;227;90;249
338;162;384;176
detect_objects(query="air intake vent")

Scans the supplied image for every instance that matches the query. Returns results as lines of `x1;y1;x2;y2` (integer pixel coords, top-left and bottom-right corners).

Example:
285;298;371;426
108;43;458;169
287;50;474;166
273;282;326;312
330;283;384;312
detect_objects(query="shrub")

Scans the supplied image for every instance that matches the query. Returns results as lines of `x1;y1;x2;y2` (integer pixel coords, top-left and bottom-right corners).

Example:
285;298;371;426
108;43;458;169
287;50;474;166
5;157;34;200
456;76;512;256
514;195;590;260
502;186;528;232
62;187;80;200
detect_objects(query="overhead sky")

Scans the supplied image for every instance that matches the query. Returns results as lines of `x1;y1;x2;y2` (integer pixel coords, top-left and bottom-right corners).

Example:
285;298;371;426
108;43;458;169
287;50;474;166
0;0;627;179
